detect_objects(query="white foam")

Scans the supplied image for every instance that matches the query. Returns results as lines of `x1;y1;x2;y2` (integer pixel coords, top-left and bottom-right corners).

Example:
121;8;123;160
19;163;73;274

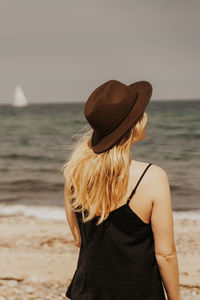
0;203;200;221
0;204;66;220
173;210;200;220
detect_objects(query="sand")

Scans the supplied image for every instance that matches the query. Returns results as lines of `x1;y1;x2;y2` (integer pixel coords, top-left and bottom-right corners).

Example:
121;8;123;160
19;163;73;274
0;214;199;299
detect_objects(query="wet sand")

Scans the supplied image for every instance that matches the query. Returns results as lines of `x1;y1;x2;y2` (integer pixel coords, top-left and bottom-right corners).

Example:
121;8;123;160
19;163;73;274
0;214;199;299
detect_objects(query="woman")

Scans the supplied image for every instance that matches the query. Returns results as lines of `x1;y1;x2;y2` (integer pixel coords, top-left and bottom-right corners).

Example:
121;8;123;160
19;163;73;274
62;79;180;300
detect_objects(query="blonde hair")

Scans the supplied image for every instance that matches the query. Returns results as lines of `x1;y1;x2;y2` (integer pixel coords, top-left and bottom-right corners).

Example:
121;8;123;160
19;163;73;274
61;111;146;225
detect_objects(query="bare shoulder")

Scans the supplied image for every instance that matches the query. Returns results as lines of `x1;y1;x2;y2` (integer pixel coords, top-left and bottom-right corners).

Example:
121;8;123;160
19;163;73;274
131;160;170;199
132;160;168;180
148;163;169;182
149;163;168;180
148;164;171;205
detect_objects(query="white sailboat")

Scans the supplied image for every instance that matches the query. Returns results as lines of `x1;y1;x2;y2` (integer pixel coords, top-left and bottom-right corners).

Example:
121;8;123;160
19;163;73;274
12;85;28;107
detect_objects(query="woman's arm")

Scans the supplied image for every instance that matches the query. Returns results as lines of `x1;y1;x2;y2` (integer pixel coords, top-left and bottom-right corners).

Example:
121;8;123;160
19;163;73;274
64;181;81;247
150;166;180;300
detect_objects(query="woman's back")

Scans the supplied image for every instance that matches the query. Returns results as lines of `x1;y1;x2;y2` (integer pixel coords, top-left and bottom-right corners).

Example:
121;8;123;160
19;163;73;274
65;161;167;299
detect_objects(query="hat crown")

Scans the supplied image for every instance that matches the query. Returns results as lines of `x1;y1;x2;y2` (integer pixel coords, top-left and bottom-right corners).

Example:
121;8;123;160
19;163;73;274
84;80;137;137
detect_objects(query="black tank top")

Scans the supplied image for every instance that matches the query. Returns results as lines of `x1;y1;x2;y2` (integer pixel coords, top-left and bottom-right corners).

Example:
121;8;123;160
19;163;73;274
65;163;166;299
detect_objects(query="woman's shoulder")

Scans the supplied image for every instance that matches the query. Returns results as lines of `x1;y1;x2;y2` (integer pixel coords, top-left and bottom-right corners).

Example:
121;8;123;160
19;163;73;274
130;160;170;208
131;160;168;180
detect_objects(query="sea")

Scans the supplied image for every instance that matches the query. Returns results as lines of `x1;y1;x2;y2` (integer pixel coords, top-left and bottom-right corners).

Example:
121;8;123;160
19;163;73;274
0;100;200;220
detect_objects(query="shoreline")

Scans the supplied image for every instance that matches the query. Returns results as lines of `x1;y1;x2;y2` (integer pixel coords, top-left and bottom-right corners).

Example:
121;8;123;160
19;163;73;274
0;213;200;299
1;203;200;221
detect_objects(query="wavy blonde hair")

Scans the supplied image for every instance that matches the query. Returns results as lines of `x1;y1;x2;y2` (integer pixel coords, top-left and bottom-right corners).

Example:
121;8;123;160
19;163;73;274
61;111;146;225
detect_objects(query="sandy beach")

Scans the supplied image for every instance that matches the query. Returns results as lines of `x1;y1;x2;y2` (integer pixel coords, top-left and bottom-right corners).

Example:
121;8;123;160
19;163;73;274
0;213;199;299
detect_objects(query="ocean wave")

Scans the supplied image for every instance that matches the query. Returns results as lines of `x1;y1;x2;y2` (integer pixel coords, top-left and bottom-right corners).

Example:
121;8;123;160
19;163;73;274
0;204;66;220
0;179;63;192
0;167;58;172
0;153;53;161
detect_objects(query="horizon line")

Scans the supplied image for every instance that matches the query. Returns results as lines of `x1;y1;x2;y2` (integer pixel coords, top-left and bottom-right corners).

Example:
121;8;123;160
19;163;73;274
1;98;200;106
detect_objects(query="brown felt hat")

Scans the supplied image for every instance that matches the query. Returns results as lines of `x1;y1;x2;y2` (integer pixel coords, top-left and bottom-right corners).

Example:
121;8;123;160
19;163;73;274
84;79;153;154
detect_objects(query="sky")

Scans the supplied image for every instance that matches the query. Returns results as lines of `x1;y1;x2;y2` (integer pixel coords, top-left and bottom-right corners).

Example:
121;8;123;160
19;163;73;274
0;0;200;103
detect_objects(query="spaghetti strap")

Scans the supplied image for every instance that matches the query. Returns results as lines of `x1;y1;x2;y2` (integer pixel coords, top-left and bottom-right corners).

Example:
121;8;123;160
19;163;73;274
127;163;153;204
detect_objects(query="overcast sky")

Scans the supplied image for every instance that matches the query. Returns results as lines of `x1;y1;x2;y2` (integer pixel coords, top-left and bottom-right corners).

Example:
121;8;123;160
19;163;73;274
0;0;200;103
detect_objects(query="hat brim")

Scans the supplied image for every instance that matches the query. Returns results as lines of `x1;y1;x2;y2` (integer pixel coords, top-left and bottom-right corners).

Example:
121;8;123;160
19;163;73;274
91;81;152;154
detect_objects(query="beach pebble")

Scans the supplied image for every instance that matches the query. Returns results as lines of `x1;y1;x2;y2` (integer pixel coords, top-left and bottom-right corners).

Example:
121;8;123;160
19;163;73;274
30;276;38;283
25;286;34;293
7;297;18;300
7;280;18;287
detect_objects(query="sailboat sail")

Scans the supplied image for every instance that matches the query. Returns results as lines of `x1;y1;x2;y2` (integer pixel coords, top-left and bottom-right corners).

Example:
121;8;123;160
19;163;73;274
12;85;28;107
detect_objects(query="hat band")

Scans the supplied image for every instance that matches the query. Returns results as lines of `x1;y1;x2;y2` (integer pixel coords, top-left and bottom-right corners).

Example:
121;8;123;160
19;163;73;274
100;92;138;137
